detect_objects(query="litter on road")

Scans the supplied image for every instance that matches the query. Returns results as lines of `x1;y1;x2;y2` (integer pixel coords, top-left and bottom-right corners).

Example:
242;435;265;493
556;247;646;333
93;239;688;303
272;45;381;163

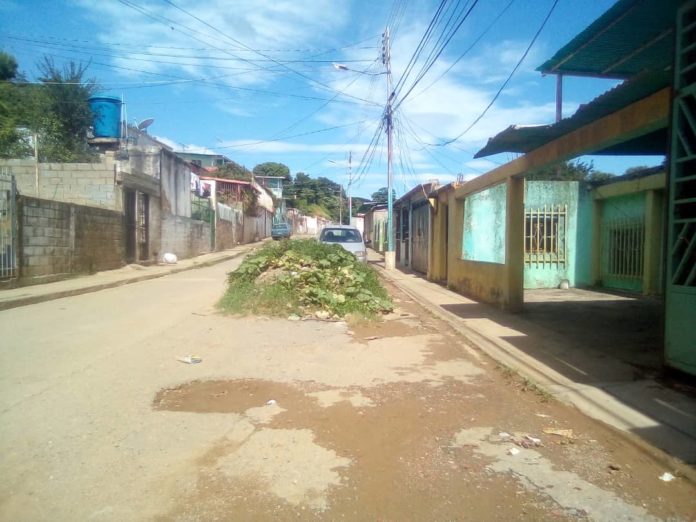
543;428;574;438
176;355;202;364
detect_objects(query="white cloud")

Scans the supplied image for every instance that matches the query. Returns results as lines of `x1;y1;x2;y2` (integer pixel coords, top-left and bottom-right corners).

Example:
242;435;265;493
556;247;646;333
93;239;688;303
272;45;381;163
77;0;350;86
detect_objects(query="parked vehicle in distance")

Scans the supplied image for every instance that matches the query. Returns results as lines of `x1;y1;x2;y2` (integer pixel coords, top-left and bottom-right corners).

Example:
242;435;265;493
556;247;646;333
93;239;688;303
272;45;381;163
271;222;292;240
318;225;370;262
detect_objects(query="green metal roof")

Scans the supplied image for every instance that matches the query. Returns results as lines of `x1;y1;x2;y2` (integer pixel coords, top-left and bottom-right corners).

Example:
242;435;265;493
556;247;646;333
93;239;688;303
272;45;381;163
537;0;678;78
474;69;671;158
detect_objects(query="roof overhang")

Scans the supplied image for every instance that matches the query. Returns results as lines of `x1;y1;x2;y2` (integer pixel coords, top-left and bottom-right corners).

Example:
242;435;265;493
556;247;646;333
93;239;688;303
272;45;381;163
455;87;670;200
537;0;679;78
475;69;671;158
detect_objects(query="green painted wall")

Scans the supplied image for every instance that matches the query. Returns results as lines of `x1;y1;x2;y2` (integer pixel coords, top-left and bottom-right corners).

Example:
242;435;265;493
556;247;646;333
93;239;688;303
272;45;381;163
600;192;645;293
575;186;594;287
523;181;579;289
462;183;506;264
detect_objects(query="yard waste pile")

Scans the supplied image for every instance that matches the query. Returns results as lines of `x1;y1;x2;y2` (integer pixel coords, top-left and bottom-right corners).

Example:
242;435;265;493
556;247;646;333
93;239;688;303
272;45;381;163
219;239;393;318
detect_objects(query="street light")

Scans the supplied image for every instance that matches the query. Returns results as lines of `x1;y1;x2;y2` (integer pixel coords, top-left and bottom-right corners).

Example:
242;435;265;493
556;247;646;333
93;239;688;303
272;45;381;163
332;63;387;76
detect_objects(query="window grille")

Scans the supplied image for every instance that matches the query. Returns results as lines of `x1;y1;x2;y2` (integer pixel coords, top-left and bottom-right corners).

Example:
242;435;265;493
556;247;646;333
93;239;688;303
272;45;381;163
604;219;644;279
524;205;567;266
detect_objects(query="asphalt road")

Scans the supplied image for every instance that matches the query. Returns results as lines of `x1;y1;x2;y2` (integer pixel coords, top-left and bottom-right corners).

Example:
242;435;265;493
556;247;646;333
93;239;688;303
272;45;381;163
1;257;695;521
0;258;245;521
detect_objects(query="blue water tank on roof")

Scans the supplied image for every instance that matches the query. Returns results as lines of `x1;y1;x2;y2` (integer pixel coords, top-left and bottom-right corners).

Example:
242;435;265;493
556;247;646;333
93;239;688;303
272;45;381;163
88;96;122;139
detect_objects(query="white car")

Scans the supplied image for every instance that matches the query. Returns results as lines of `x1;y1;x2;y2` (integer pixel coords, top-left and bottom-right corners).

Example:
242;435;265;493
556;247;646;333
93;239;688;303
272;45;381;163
318;225;370;262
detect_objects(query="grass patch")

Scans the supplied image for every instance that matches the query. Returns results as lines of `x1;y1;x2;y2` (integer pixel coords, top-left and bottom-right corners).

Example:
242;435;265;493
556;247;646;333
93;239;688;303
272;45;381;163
218;239;393;318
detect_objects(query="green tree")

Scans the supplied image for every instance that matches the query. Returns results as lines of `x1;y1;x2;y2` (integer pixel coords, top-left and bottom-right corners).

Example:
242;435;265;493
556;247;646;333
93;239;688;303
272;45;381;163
371;187;397;204
525;160;613;182
0;53;30;158
252;161;290;179
286;171;343;221
0;55;99;161
32;57;99;161
216;160;253;181
0;52;18;81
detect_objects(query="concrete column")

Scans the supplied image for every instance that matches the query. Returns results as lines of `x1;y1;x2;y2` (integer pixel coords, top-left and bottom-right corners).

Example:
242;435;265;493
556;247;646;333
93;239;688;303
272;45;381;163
643;189;663;295
591;199;603;286
505;177;524;312
450;195;463;285
408;200;413;268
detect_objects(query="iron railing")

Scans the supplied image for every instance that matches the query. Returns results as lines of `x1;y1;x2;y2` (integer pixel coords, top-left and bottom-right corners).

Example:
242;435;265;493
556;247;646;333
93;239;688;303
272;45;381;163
524;205;567;267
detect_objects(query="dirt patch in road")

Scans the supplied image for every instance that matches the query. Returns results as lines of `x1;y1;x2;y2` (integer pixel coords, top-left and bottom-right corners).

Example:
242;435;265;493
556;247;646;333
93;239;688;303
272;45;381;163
153;379;318;414
152;281;696;521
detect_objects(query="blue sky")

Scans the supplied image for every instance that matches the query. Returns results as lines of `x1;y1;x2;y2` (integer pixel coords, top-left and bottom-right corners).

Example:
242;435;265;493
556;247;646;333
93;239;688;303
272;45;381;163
1;0;663;199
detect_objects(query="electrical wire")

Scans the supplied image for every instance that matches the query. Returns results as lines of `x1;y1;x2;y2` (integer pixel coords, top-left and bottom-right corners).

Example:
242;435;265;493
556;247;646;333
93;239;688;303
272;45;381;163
157;0;381;105
437;0;560;146
409;0;515;101
213;119;370;150
393;0;480;111
5;35;377;64
4;30;378;54
391;0;448;100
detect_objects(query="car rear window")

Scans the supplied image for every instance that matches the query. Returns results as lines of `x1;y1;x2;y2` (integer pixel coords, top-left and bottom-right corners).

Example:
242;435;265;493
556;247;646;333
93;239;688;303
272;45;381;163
320;228;362;243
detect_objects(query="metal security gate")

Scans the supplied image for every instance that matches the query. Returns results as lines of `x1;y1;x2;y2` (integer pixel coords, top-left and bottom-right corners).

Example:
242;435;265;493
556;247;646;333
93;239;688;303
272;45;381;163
601;219;645;292
0;173;18;280
411;203;429;274
666;0;696;375
136;193;149;261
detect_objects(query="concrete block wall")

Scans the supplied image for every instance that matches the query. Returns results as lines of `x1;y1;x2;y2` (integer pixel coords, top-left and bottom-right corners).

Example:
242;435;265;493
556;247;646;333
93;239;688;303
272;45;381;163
0;157;121;211
18;196;124;282
215;218;240;250
160;215;212;260
215;203;243;250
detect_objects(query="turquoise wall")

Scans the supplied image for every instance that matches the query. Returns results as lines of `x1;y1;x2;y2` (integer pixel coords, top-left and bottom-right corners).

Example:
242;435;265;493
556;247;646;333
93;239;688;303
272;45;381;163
575;186;594;287
524;181;579;289
600;192;645;293
462;183;506;264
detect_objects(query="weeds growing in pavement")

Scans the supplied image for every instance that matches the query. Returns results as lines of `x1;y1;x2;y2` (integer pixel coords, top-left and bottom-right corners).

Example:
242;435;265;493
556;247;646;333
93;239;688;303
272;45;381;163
496;364;554;403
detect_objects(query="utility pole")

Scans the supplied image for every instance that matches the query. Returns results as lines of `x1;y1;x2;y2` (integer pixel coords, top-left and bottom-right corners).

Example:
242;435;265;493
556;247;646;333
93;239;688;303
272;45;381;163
383;27;395;270
339;184;343;224
347;150;353;221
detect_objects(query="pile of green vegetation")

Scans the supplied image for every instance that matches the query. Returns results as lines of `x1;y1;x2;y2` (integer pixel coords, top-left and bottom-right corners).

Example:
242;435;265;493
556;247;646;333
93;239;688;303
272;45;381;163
218;239;392;318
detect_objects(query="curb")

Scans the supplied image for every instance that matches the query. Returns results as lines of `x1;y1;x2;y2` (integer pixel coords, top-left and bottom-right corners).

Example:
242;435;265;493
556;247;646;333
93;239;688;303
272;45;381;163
0;249;249;312
373;264;696;485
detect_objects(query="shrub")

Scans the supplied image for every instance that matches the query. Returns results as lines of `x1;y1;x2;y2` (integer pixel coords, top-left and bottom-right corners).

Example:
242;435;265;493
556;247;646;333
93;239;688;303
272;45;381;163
220;239;392;318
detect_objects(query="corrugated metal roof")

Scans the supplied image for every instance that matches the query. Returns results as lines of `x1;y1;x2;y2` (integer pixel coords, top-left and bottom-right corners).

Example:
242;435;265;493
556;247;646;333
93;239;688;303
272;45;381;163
537;0;678;78
474;69;671;158
394;182;438;207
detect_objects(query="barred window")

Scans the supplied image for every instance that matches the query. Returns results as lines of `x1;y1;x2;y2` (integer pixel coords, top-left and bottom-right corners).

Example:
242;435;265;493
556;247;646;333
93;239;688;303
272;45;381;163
525;205;567;265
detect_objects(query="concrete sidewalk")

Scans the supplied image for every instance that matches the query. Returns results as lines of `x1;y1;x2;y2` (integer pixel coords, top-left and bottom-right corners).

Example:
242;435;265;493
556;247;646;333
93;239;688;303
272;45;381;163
370;254;696;477
0;241;265;311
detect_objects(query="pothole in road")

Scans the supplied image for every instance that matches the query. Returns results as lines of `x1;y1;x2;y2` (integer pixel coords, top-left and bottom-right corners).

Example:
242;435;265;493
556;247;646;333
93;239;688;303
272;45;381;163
153;379;314;414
